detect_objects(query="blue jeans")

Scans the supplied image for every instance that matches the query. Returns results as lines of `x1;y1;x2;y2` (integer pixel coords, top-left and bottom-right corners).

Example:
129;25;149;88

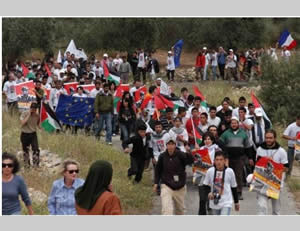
212;207;231;215
10;210;21;215
287;147;295;175
95;112;112;143
212;66;217;80
120;123;133;142
112;114;119;134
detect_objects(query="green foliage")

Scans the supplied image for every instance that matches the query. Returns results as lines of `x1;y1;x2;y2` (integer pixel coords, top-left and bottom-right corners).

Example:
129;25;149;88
2;18;56;63
3;18;300;63
259;54;300;125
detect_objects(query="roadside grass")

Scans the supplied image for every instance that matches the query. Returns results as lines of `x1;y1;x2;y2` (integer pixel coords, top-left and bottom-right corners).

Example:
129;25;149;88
2;110;153;215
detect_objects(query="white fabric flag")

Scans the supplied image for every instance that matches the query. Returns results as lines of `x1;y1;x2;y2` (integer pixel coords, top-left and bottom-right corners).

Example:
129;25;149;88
57;50;62;63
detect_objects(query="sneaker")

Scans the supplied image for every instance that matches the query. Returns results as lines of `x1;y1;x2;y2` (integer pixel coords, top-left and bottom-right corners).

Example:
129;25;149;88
238;192;244;200
112;133;116;137
108;142;112;145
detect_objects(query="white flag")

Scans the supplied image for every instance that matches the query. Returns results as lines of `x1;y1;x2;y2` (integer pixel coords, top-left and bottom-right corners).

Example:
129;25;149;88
57;50;62;63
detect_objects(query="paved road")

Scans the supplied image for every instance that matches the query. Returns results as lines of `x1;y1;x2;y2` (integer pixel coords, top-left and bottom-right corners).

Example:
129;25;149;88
111;135;299;215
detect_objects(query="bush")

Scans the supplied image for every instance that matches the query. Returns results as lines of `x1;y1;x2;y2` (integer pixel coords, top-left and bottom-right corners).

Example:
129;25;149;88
259;53;300;124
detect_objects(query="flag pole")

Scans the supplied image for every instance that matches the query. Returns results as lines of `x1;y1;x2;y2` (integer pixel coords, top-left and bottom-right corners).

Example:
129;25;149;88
191;117;197;147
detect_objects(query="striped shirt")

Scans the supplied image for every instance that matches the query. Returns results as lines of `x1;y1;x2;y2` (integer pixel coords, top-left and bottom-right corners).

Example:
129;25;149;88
48;178;84;215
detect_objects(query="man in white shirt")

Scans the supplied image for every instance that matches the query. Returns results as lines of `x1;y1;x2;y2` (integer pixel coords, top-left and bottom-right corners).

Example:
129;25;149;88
129;79;142;97
73;86;87;98
112;53;123;72
166;50;175;81
3;72;18;112
198;112;210;134
211;49;218;81
281;46;291;62
137;48;147;83
187;96;208;118
283;115;300;176
256;130;288;215
203;47;211;81
208;106;221;127
49;80;67;111
226;49;238;82
203;151;239;215
180;87;189;104
90;81;103;98
232;96;249;119
93;60;104;79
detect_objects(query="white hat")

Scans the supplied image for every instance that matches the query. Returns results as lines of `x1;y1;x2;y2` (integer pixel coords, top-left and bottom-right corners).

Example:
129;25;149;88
168;51;172;54
103;53;108;57
229;49;233;52
166;136;176;144
231;116;239;122
203;47;207;50
157;78;162;81
254;108;263;117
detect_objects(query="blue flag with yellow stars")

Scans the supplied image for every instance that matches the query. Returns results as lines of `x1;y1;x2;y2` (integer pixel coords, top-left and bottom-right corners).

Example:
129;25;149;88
56;94;95;127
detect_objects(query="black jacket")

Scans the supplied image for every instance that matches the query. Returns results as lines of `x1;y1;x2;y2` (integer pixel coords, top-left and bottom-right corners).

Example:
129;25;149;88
122;133;151;160
118;107;136;124
147;59;160;73
155;150;194;190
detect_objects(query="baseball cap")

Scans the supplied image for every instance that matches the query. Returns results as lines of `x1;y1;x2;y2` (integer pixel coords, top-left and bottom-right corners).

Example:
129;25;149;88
156;78;162;81
231;116;239;122
254;108;263;117
203;47;207;50
103;53;108;57
168;51;172;54
229;49;233;52
166;137;176;144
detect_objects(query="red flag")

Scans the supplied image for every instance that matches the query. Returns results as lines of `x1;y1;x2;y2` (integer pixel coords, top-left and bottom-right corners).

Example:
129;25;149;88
103;60;109;77
250;90;261;108
21;63;29;77
45;63;52;77
152;109;161;120
64;82;78;95
154;95;167;110
296;132;300;140
193;85;205;101
115;84;130;98
192;148;213;173
134;86;147;102
140;93;153;110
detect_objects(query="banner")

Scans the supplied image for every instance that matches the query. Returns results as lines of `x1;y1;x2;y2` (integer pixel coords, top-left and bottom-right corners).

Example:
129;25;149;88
15;81;36;111
173;39;184;68
64;82;78;95
79;84;95;96
249;157;284;199
192;149;213;175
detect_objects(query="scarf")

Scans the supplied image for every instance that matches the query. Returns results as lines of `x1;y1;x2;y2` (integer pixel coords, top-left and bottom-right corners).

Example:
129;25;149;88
152;130;167;139
171;126;184;135
75;160;113;210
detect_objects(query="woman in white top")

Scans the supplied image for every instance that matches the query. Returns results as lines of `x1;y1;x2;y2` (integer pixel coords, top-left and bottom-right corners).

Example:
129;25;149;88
193;132;221;215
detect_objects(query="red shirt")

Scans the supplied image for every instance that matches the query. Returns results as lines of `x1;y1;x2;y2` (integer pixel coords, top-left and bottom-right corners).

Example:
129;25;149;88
185;117;200;145
195;55;206;68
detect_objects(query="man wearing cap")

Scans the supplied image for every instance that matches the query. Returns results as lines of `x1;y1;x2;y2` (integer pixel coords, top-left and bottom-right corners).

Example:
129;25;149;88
225;49;238;82
249;108;266;149
219;116;252;200
153;136;194;215
20;102;41;167
166;50;175;81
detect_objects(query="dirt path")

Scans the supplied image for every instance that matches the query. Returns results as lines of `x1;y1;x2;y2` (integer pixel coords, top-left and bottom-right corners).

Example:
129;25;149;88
111;134;299;215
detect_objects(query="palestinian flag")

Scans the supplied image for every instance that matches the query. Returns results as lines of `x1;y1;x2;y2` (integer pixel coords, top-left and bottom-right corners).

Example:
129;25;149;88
40;102;61;132
141;93;153;110
114;84;130;112
108;73;121;86
190;118;202;145
193;85;209;109
251;91;272;127
172;99;185;110
103;61;110;77
21;63;29;78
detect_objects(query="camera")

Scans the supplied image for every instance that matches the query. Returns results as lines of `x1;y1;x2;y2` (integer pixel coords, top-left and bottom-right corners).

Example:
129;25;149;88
213;192;221;205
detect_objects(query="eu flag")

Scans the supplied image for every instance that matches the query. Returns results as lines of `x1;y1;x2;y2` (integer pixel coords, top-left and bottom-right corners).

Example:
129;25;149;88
173;39;184;68
56;94;95;127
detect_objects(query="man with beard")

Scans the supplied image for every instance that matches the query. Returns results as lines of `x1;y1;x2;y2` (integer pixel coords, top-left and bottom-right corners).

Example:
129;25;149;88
219;116;252;200
256;129;288;215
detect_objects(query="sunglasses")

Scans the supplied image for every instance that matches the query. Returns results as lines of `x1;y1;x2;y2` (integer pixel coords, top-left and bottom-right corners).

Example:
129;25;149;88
2;163;14;168
68;170;79;174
